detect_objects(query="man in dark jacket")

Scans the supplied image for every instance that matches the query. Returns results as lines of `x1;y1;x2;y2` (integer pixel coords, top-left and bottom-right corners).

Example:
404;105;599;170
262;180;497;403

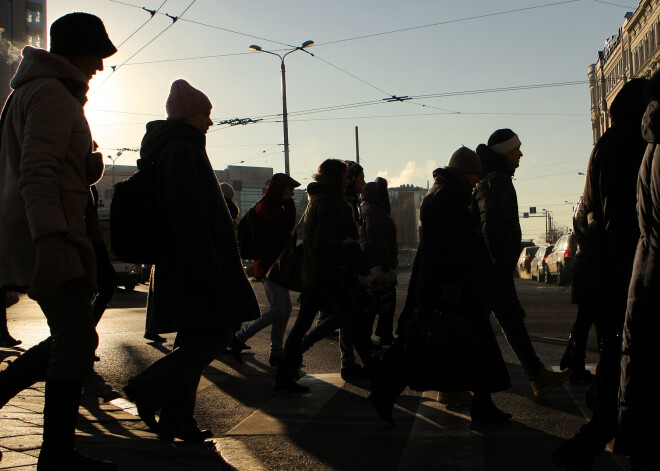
473;129;571;398
123;80;260;443
552;78;651;470
233;173;300;366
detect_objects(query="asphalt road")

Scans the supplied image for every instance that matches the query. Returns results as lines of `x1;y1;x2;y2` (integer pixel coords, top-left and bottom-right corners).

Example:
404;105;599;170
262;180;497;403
3;272;630;471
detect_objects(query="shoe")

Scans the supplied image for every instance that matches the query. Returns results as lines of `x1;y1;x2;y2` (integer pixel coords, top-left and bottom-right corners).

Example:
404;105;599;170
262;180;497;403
144;333;166;343
274;376;310;393
37;448;117;470
530;364;572;397
0;333;21;348
437;391;474;406
159;427;213;444
340;363;364;380
469;402;512;423
569;368;594;384
123;382;159;433
551;437;596;470
231;337;250;364
368;391;396;426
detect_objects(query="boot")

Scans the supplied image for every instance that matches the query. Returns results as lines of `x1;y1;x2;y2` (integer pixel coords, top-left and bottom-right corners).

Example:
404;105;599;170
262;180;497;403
37;378;116;471
530;364;572;397
0;340;51;408
368;390;396;426
560;335;578;371
0;332;21;347
470;392;512;423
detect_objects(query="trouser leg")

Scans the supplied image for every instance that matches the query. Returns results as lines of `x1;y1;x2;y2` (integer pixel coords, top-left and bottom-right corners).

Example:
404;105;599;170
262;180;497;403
0;338;52;408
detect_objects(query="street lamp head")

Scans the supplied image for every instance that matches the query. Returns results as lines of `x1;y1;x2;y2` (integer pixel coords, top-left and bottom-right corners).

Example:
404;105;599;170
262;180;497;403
301;40;314;48
249;44;262;51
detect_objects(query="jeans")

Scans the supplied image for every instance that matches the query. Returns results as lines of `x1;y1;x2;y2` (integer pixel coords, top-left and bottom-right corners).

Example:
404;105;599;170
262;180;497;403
236;280;292;355
37;278;97;381
490;275;541;379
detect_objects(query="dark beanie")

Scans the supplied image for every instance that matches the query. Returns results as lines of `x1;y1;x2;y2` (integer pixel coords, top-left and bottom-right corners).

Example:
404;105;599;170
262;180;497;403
487;128;521;156
345;161;364;179
50;13;117;59
447;146;482;176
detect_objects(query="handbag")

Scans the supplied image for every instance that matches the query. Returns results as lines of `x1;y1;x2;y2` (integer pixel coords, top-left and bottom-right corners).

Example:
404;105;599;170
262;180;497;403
265;205;308;292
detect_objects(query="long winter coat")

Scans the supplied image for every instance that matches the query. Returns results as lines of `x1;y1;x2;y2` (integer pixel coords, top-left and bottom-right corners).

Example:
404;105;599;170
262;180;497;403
359;182;398;272
252;174;298;279
616;99;660;457
0;46;102;289
404;168;510;393
141;120;259;333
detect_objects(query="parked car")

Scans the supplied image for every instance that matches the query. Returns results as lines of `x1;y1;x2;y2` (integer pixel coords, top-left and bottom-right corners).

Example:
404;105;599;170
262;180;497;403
544;233;577;285
111;260;142;291
530;244;554;281
517;246;539;276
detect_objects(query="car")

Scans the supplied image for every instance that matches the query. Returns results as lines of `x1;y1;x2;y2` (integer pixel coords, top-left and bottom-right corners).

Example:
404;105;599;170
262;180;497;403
517;246;539;277
530;244;554;281
544;233;577;285
111;260;142;291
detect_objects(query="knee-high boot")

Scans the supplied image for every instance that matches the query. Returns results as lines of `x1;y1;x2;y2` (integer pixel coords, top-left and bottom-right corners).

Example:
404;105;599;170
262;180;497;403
37;378;116;471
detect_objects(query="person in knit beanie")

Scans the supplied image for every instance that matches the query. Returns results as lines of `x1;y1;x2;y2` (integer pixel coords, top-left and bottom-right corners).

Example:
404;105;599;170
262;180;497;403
473;129;573;400
447;146;482;189
166;79;213;133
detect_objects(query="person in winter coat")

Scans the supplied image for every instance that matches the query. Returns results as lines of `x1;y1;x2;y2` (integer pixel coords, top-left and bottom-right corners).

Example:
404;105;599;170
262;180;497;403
232;173;301;366
274;159;376;392
551;78;650;471
359;177;398;346
123;79;260;443
0;13;117;470
614;75;660;471
473;129;572;398
369;147;511;425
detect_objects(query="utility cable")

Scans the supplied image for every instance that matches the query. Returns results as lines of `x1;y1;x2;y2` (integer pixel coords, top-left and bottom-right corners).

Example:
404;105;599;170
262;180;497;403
115;0;167;48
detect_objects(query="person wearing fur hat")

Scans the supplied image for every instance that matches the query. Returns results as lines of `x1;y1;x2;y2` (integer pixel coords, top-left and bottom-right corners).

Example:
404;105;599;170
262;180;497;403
231;173;301;366
473;130;572;399
370;147;512;424
0;12;117;470
123;79;260;444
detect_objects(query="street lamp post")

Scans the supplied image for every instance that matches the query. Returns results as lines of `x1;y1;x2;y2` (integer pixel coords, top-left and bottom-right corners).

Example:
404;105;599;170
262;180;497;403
249;41;314;176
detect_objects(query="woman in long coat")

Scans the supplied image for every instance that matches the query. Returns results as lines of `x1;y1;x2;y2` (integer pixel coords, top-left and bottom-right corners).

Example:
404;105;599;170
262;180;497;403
124;80;259;442
615;73;660;471
370;147;511;425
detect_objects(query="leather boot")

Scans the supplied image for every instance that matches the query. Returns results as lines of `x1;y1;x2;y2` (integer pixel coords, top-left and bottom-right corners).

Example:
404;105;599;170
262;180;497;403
0;339;51;408
37;378;116;471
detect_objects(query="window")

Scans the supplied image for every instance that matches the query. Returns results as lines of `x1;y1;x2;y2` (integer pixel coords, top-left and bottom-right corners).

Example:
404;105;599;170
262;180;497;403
27;34;41;48
26;9;41;24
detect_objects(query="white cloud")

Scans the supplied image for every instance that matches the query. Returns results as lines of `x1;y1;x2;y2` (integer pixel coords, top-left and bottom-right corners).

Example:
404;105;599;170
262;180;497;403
377;160;438;188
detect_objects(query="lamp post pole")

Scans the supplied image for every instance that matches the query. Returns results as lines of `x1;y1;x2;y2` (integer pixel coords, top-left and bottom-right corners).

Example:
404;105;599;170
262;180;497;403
250;41;314;176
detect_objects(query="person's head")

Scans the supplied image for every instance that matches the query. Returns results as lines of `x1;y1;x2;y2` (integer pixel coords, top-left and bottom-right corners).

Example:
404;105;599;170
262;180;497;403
314;159;349;190
50;13;116;82
220;182;235;200
488;128;522;169
166;79;213;134
266;173;301;200
345;161;365;194
447;146;482;189
609;78;648;126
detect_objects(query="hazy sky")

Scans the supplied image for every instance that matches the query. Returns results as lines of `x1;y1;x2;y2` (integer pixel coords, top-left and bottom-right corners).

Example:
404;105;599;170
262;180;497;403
46;0;638;240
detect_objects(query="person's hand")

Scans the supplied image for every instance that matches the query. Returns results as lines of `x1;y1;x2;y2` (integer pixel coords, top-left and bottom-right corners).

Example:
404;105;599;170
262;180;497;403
29;234;71;302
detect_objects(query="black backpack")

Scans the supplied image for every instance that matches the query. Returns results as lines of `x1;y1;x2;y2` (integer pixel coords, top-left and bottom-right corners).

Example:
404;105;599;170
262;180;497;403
110;160;161;264
237;205;259;260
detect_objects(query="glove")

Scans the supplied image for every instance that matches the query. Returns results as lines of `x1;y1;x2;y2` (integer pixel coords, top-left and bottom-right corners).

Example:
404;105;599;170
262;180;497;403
29;234;82;302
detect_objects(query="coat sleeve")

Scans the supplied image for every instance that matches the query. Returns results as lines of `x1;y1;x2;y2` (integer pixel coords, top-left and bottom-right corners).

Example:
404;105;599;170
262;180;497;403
19;80;81;241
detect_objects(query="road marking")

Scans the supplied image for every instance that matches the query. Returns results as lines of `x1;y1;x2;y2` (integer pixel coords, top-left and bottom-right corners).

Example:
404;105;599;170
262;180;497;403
214;437;268;471
225;373;345;435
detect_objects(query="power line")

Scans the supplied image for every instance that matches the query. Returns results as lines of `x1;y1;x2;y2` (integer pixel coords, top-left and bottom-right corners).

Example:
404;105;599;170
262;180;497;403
591;0;637;8
315;1;581;46
115;0;167;48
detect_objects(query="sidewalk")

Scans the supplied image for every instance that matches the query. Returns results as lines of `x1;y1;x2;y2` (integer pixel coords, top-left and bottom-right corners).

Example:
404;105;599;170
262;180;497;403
0;347;233;470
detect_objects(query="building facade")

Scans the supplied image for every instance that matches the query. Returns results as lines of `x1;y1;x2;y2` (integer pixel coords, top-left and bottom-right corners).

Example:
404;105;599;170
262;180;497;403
588;0;660;143
0;0;46;101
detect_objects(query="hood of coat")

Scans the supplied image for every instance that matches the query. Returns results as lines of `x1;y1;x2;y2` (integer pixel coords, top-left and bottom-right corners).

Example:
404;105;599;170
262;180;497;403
10;46;90;103
431;167;473;204
476;143;512;177
610;78;648;127
139;119;206;164
263;173;300;201
641;100;660;145
361;181;383;206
